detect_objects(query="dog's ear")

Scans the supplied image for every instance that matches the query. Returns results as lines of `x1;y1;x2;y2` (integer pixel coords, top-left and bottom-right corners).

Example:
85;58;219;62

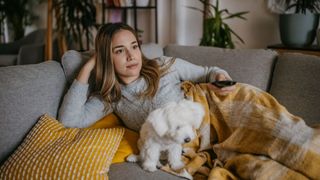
147;109;168;137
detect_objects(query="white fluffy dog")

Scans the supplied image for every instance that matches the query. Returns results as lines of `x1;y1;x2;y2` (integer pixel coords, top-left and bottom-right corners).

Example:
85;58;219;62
126;99;205;172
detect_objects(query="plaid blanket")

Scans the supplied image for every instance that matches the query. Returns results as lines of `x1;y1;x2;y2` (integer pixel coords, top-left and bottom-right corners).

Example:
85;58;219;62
162;82;320;180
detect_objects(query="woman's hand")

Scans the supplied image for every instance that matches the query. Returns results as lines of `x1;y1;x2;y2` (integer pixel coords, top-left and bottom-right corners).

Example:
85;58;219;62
85;54;96;71
208;73;236;96
76;54;96;84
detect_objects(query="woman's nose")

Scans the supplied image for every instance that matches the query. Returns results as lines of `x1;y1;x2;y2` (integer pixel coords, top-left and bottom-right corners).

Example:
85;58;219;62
126;50;133;61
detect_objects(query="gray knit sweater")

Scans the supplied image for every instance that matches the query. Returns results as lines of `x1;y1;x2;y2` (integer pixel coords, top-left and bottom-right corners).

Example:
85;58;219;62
58;56;229;132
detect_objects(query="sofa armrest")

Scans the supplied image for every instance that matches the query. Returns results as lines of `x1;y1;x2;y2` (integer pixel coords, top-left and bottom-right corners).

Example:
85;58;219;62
17;43;45;65
0;55;17;66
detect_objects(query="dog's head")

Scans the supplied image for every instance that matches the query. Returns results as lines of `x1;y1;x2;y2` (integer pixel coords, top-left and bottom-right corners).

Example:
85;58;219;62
147;99;205;144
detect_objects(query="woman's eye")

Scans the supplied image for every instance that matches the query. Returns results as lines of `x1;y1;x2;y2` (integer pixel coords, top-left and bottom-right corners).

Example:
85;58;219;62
115;49;124;54
133;45;139;49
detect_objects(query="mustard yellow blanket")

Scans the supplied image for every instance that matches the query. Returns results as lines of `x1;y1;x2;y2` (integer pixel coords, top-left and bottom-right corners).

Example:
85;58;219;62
162;82;320;180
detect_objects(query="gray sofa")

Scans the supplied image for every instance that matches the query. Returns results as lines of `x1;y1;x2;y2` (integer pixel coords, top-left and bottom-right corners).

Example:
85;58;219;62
1;44;319;179
0;29;47;66
0;29;61;66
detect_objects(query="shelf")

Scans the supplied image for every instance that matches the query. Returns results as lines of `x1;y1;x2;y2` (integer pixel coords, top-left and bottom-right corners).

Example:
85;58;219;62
267;44;320;51
101;0;158;43
104;6;156;9
267;44;320;57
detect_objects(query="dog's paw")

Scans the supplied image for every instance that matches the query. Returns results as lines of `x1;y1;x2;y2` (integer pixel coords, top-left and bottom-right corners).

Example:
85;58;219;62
179;169;193;180
156;161;163;169
142;162;157;172
126;154;139;162
170;161;185;170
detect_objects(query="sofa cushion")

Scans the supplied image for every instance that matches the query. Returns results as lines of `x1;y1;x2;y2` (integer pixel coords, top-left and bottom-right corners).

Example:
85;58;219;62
164;45;278;91
61;50;93;84
109;163;184;180
141;43;164;59
270;53;320;126
0;55;17;66
0;114;124;179
88;113;139;164
0;61;66;164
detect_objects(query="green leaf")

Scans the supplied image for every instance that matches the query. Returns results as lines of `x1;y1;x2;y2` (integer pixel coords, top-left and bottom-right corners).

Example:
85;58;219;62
195;0;248;48
224;11;249;20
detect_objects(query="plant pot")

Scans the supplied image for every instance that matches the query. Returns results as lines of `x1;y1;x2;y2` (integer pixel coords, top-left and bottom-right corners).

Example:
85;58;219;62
279;12;319;47
136;0;149;6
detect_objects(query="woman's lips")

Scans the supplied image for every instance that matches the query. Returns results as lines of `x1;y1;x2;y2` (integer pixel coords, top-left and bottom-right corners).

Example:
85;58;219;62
127;63;138;69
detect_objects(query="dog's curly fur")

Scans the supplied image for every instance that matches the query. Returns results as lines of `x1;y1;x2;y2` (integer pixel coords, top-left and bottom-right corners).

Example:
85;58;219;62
127;99;205;172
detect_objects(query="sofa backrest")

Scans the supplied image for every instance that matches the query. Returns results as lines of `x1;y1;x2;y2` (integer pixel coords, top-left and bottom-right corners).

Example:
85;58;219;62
270;53;320;126
164;44;278;91
0;61;67;163
0;29;46;55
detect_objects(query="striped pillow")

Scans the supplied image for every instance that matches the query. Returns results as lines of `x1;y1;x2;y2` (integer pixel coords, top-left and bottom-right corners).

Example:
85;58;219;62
88;113;139;164
0;114;124;179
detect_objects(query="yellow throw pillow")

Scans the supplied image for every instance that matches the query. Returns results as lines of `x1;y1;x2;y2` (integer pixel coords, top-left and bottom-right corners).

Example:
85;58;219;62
0;114;124;179
88;113;139;163
112;128;139;163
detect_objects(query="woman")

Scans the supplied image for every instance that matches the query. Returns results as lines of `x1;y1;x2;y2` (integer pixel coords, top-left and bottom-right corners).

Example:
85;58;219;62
59;23;319;179
58;22;235;131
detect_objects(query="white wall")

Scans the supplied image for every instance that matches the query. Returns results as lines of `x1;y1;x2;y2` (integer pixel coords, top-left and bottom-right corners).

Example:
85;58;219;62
31;0;281;49
158;0;280;49
218;0;280;48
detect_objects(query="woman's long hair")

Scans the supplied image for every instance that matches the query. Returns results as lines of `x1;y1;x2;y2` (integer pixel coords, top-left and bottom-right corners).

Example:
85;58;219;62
94;23;173;104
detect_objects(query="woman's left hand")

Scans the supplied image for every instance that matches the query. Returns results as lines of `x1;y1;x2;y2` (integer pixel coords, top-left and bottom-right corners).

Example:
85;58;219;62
208;73;236;96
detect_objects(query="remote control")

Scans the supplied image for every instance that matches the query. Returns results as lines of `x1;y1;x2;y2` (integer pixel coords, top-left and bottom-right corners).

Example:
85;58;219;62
211;80;237;88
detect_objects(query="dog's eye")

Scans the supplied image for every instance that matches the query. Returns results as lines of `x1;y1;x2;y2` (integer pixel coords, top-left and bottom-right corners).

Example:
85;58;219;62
176;126;181;130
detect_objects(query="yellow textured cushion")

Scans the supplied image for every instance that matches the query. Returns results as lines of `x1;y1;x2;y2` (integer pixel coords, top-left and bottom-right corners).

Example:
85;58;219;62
0;114;124;179
88;114;139;163
112;129;139;163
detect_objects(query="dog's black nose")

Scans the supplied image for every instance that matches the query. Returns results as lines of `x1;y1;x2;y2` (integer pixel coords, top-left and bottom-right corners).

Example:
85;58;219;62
184;137;191;143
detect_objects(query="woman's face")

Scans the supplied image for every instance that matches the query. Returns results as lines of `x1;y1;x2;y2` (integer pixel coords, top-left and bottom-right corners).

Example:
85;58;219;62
111;29;142;84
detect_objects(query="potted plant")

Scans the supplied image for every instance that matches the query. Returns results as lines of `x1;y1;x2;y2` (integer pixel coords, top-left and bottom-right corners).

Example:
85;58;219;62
279;0;320;47
53;0;96;52
284;0;320;13
189;0;248;48
0;0;41;41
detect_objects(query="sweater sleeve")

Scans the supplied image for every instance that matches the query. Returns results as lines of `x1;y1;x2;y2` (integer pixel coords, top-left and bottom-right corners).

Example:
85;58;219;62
170;57;231;83
58;80;112;128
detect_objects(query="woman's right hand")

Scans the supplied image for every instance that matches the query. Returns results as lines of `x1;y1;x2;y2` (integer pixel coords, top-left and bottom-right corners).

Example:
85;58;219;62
76;54;96;84
84;54;96;72
208;73;236;96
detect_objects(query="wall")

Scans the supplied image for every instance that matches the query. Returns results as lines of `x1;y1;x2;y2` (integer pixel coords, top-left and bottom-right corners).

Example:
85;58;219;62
158;0;280;49
31;0;281;49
